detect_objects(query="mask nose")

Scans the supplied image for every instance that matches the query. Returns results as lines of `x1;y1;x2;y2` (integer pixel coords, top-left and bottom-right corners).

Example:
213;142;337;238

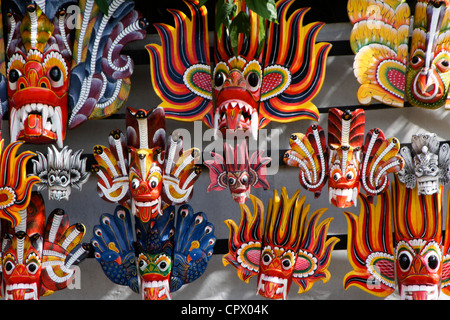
225;70;246;88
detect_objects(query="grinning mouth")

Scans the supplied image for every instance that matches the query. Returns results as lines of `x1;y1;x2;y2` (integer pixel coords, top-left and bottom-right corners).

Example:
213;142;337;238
5;283;39;300
133;197;162;222
329;187;358;208
416;178;439;195
10;103;64;148
400;284;439;300
257;274;288;300
49;188;70;201
134;198;161;211
214;100;258;140
231;190;249;204
412;71;443;102
141;279;171;300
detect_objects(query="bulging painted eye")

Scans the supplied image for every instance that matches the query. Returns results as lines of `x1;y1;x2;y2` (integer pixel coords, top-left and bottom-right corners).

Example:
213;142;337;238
246;72;260;91
425;251;440;271
27;262;39;274
262;253;272;265
49;174;56;184
281;258;292;270
4;261;15;275
333;173;341;181
49;66;64;88
398;251;413;272
157;260;170;272
138;258;148;271
59;174;69;186
9;69;20;83
149;176;159;189
410;54;424;69
131;178;140;190
436;58;450;73
228;177;236;186
8;69;21;90
214;72;226;88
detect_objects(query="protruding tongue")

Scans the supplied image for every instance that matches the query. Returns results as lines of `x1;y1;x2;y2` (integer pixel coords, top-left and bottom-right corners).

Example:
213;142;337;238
263;281;278;298
23;113;43;136
12;289;26;300
137;206;151;223
226;107;240;131
144;287;160;300
412;290;428;300
335;195;350;208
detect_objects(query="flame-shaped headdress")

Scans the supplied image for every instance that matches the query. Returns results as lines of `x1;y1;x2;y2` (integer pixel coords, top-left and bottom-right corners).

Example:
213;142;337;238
344;176;450;300
223;187;339;299
147;0;330;137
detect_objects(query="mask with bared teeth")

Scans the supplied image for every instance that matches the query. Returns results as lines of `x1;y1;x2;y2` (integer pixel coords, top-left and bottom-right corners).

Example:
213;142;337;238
223;188;339;300
284;108;404;208
7;3;70;148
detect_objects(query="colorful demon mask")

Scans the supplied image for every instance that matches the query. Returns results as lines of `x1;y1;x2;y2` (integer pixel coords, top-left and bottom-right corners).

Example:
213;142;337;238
147;0;329;135
91;204;216;300
2;0;146;147
32;145;91;201
348;0;450;109
93;106;201;223
284;108;404;208
147;0;330;202
204;140;270;204
223;187;339;299
344;176;450;300
397;132;450;195
1;191;88;300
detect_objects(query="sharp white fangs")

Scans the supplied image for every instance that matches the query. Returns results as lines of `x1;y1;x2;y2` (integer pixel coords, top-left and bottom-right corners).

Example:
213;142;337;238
5;282;38;300
141;279;172;300
215;101;256;138
10;104;64;148
328;187;359;205
401;284;439;300
257;274;288;300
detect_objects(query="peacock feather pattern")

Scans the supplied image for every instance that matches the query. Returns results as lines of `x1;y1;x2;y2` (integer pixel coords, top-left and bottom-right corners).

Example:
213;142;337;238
170;204;216;292
91;203;216;299
91;205;139;293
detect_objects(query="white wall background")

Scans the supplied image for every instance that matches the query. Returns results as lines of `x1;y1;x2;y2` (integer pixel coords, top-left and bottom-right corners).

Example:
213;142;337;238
8;14;450;301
